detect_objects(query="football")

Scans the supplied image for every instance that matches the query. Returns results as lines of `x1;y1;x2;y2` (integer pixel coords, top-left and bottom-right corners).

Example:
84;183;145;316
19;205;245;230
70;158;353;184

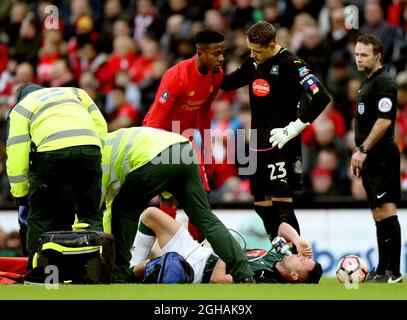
336;255;369;284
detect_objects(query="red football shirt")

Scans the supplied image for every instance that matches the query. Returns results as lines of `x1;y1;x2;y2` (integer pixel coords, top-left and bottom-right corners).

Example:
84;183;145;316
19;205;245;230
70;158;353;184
143;56;223;145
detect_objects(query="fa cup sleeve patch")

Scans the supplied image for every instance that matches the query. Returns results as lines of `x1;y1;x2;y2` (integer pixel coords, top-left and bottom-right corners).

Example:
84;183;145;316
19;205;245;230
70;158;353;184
378;97;392;113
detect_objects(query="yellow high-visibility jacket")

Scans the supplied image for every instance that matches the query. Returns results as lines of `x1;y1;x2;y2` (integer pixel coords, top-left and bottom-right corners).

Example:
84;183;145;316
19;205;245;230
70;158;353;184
6;87;107;198
101;127;189;232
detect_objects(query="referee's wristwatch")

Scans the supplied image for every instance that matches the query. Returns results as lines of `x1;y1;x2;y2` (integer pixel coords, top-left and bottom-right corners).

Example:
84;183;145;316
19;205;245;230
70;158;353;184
358;145;368;154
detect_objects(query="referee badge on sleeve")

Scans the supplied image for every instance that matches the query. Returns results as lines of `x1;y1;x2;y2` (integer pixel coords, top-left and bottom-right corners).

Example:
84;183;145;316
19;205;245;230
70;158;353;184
378;97;392;112
358;102;365;115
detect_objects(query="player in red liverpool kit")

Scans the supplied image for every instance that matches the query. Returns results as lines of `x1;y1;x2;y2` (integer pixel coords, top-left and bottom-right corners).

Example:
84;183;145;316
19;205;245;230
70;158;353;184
143;29;225;242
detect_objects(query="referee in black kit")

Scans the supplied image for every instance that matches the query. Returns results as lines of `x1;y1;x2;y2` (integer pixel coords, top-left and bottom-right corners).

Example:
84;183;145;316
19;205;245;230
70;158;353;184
221;21;330;244
351;34;403;283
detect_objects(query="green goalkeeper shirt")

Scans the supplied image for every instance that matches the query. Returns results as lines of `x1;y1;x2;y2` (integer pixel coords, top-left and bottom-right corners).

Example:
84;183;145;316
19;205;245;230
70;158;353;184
202;249;287;283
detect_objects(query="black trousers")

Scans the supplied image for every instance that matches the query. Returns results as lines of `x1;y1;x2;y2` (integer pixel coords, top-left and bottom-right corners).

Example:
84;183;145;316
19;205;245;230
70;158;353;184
27;145;103;264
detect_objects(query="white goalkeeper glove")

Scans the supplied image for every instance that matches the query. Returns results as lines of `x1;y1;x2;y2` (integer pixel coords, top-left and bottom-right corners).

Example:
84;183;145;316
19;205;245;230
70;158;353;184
269;119;309;149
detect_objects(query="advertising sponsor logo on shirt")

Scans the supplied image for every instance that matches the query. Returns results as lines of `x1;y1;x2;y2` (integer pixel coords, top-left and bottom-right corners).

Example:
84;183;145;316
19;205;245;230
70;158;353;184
358;102;365;114
252;79;270;97
159;90;169;104
378;97;392;113
245;249;267;258
298;66;310;77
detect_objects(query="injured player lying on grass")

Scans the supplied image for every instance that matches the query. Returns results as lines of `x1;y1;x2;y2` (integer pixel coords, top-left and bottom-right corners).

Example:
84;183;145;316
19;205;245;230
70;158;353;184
131;207;323;284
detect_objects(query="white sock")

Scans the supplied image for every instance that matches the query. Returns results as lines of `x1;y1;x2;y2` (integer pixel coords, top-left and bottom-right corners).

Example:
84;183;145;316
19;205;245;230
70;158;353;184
130;231;156;267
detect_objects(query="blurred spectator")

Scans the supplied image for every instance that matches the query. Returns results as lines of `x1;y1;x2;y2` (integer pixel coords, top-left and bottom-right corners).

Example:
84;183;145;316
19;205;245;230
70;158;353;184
50;59;77;87
297;26;329;79
361;0;396;64
276;27;292;49
0;0;12;32
336;77;362;130
311;166;335;195
325;57;353;107
302;103;346;149
107;86;139;131
290;12;318;52
102;35;137;94
0;227;18;257
0;39;8;75
263;0;283;27
5;230;22;256
133;0;156;40
139;58;169;114
204;9;228;33
37;32;60;85
229;0;255;30
318;0;344;37
129;36;162;85
324;6;360;63
105;70;142;118
78;71;106;115
281;0;323;29
226;28;250;61
210;100;240;190
160;14;191;62
11;15;41;66
100;0;132;53
113;19;133;38
61;0;93;41
4;2;28;48
209;176;253;203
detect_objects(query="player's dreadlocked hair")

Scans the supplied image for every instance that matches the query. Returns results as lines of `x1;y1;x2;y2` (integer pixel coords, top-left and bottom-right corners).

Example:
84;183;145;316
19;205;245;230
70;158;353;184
195;29;225;45
304;261;323;284
246;21;276;47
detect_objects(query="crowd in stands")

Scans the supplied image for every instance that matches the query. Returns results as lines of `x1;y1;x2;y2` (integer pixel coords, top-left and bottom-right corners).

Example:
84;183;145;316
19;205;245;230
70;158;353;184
0;0;406;207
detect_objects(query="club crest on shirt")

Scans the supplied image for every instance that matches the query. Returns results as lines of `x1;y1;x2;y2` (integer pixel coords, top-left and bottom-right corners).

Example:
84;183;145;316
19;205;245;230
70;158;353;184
378;97;392;113
252;79;270;97
270;65;279;75
188;91;195;96
159;90;169;104
358;102;365;114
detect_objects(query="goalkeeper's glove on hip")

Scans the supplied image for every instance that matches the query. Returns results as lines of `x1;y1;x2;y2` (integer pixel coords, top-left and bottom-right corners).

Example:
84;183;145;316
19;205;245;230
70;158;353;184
269;118;309;149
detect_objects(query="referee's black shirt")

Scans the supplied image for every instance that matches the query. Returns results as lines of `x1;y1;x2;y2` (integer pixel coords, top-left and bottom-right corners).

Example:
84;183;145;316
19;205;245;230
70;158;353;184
355;68;397;148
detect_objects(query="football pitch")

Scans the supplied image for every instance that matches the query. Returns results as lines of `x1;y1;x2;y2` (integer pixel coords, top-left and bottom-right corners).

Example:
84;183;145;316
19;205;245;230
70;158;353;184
1;278;406;300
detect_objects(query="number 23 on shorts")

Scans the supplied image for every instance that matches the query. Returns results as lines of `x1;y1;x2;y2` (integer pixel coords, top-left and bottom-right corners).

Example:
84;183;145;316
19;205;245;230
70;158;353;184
267;161;287;181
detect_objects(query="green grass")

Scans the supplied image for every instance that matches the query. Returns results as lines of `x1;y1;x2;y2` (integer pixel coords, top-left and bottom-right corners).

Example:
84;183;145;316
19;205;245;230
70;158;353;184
0;278;406;300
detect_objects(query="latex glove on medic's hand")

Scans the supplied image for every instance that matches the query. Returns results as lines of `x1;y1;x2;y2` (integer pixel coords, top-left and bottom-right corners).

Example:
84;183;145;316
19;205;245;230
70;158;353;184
269;119;309;149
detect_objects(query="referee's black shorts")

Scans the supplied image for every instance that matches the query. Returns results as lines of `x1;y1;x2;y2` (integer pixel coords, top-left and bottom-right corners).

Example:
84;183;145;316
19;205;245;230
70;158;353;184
362;142;401;209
